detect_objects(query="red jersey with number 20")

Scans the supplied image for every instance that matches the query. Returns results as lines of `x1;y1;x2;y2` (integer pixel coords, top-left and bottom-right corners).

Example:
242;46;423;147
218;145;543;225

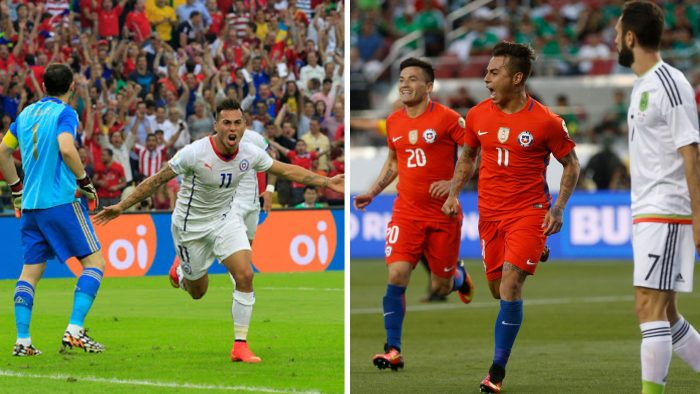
386;101;464;223
464;97;575;220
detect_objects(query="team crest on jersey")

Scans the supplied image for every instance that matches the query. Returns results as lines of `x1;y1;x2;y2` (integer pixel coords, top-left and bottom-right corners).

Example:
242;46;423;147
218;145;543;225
640;91;649;112
408;129;418;144
423;129;437;143
385;246;393;256
497;127;510;143
239;159;250;171
182;262;192;275
518;131;534;147
458;117;466;128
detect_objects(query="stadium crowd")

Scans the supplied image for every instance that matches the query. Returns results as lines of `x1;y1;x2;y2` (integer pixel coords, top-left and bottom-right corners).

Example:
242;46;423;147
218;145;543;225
0;0;345;213
351;0;700;191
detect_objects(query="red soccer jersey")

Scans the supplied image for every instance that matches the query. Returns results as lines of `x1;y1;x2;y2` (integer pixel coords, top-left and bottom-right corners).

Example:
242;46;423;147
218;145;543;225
386;100;464;223
464;97;575;220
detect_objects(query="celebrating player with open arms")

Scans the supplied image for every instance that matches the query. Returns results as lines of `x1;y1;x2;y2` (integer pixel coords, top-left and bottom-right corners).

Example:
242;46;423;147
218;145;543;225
442;42;580;393
353;57;475;371
94;99;343;363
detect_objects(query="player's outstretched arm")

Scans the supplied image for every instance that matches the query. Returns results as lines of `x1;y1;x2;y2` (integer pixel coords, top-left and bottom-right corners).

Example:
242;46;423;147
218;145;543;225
353;149;398;211
442;144;479;216
679;143;700;253
543;149;580;236
267;160;344;193
93;164;178;225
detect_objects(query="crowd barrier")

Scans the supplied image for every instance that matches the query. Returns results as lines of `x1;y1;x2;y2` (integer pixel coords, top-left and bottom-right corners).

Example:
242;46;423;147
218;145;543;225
350;192;638;260
0;209;344;279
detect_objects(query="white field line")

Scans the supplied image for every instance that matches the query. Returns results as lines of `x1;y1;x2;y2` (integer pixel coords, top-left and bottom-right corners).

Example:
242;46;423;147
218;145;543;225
258;287;343;292
0;369;322;393
351;295;638;315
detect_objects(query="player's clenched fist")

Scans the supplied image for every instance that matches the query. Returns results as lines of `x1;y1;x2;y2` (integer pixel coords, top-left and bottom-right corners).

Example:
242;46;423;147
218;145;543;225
353;193;374;211
441;196;460;217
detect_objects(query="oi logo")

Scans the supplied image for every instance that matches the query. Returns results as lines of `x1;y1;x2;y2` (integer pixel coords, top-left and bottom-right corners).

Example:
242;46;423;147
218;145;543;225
252;210;337;272
67;215;157;277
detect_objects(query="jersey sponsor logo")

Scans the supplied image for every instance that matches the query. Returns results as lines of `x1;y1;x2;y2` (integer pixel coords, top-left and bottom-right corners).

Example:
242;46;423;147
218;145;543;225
239;159;250;172
385;245;393;256
477;130;488;136
252;210;338;272
497;127;510;143
422;128;437;144
203;163;213;171
408;129;418;144
526;259;537;266
561;120;569;135
392;136;403;143
518;131;534;147
640;91;649;112
458;117;466;128
676;273;685;283
67;215;157;277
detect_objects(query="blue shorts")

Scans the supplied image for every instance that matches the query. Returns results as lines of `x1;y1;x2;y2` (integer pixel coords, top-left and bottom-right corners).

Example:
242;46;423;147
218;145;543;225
21;201;101;264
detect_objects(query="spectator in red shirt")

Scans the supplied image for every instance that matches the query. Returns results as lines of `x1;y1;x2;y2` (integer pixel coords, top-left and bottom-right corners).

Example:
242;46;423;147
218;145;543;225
269;138;329;206
97;0;126;39
125;0;152;43
94;148;127;208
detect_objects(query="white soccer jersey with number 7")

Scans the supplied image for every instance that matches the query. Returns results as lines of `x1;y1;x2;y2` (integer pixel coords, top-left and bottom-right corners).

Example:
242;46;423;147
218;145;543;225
169;136;273;232
628;61;700;222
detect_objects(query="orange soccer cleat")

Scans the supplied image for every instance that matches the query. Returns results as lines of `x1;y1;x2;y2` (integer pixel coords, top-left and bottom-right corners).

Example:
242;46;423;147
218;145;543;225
457;261;475;304
168;258;180;288
231;341;262;363
480;374;503;393
372;345;404;371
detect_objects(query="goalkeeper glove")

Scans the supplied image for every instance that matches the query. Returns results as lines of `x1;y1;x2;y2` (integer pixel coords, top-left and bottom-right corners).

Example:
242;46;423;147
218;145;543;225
9;179;22;218
76;173;99;211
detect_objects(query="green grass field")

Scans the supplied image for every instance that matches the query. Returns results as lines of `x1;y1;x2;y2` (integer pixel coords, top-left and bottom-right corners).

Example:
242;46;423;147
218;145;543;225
351;260;700;393
0;271;343;394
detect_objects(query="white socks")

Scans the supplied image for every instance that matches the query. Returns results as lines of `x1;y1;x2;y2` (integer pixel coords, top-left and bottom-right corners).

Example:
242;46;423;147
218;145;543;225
671;316;700;372
233;290;255;341
66;324;83;336
640;321;672;386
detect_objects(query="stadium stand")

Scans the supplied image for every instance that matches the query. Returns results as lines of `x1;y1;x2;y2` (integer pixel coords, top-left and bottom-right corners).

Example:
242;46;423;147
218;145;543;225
350;0;700;193
0;0;345;212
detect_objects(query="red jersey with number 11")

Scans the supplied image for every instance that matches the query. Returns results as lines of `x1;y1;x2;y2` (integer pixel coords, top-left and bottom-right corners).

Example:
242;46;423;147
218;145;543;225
386;101;464;223
464;97;575;220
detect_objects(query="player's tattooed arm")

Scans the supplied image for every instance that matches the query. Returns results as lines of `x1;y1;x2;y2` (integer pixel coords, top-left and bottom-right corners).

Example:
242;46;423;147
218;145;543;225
543;149;580;235
448;144;479;198
554;149;580;212
368;150;398;197
119;164;178;211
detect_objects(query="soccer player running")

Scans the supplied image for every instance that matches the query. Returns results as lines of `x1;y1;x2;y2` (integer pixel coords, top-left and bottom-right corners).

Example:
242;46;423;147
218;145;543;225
616;2;700;393
94;99;343;362
353;57;475;371
442;42;580;393
0;64;105;356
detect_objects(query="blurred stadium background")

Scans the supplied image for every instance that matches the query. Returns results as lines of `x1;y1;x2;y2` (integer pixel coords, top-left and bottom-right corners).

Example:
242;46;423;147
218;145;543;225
349;0;700;392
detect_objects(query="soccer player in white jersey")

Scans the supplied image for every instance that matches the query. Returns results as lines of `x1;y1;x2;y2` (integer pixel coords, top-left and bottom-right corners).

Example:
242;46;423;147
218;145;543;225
94;99;344;362
616;2;700;393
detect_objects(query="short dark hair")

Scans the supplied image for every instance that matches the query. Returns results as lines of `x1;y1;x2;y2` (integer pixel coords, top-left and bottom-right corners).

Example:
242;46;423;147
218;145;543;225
146;133;157;140
104;148;113;156
621;0;664;50
44;63;73;96
399;57;434;83
492;42;535;84
216;99;241;117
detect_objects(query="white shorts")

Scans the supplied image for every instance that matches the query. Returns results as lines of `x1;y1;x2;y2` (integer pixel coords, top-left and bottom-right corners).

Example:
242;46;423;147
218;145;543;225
232;201;260;240
633;222;695;292
171;215;251;280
